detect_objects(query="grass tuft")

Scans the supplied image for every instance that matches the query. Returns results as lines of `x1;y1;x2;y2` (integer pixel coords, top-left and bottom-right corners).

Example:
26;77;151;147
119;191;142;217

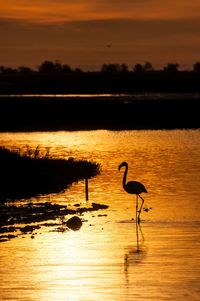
0;146;100;201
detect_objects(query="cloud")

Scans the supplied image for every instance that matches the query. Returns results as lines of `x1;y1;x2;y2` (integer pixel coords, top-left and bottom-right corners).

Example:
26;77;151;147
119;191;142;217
1;17;200;45
1;0;200;23
1;1;200;69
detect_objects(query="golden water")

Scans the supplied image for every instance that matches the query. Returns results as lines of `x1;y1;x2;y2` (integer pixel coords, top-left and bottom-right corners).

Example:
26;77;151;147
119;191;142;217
0;130;200;300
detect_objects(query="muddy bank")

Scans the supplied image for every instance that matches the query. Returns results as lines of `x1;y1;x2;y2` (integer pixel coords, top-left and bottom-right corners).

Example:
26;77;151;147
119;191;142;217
0;202;109;242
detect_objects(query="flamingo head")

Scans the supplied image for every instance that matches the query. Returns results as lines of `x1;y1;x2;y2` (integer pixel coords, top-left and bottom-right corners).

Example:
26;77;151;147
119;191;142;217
118;161;128;171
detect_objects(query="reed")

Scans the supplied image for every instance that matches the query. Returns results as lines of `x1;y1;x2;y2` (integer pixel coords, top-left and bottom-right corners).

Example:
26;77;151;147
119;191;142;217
0;146;100;201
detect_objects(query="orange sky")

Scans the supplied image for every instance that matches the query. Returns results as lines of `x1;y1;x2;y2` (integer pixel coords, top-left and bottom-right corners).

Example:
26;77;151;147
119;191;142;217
1;0;200;70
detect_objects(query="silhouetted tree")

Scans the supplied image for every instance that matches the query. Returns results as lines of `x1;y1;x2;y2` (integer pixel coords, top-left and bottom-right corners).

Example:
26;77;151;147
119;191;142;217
101;64;128;73
62;64;72;73
54;60;63;73
18;66;33;75
193;62;200;72
0;67;17;75
0;66;6;74
133;62;153;72
74;68;83;74
144;61;154;71
121;64;129;72
38;61;58;74
38;60;73;74
164;63;179;73
133;64;144;73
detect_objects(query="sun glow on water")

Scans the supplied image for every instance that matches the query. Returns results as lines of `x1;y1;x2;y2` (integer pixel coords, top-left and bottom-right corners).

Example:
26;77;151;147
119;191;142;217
0;129;200;300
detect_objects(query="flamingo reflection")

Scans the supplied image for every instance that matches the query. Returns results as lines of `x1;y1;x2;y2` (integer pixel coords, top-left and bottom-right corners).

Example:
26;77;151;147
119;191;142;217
124;223;146;284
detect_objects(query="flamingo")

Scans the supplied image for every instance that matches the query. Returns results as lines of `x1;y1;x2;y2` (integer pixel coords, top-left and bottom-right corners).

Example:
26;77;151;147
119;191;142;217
118;161;147;223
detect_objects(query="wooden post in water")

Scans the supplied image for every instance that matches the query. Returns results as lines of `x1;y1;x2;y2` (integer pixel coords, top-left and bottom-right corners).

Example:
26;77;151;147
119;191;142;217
85;177;89;202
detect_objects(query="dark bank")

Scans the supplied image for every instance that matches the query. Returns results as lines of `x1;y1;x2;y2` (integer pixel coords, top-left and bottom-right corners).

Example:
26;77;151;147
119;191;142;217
0;95;199;131
0;146;100;202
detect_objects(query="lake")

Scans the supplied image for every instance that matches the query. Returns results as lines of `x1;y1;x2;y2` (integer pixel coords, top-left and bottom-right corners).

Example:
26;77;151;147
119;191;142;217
0;129;200;300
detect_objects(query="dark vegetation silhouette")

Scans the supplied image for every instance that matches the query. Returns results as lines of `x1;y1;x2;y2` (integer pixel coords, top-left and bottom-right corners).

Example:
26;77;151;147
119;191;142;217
0;146;100;202
0;60;200;130
0;60;200;94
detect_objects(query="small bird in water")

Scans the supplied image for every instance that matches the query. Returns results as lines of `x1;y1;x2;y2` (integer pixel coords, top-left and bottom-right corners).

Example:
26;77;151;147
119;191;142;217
118;161;147;223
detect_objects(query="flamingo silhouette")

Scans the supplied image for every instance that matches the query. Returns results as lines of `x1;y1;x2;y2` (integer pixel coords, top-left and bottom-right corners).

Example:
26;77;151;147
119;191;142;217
118;161;147;223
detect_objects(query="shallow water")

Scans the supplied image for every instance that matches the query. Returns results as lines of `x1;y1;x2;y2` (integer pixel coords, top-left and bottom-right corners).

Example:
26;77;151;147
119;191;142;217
0;130;200;300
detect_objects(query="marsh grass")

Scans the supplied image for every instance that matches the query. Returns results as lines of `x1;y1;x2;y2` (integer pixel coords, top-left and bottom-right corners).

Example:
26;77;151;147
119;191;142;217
0;146;100;201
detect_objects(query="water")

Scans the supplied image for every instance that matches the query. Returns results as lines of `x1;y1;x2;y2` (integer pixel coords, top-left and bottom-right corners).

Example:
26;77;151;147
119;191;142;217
1;92;200;101
0;130;200;300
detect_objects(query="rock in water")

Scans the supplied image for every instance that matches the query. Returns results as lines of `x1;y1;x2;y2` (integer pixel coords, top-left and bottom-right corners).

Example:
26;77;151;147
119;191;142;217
66;216;82;231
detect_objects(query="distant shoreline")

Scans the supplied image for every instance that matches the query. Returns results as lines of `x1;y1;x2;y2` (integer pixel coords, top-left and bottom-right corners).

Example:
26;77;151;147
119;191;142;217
1;65;200;95
0;95;199;131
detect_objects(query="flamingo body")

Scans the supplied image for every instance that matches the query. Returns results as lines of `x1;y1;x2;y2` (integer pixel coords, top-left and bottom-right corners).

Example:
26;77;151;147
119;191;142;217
123;180;147;195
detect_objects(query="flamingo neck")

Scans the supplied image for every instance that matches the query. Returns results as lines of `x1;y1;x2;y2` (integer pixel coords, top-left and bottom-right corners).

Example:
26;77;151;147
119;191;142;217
123;165;128;189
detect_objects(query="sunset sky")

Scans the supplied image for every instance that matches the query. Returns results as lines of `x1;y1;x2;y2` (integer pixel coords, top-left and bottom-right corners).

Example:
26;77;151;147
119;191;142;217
1;0;200;70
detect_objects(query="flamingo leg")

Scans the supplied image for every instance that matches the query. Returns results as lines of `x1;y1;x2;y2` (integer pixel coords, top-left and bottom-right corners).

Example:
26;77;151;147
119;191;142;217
138;195;145;222
136;194;138;223
136;194;139;250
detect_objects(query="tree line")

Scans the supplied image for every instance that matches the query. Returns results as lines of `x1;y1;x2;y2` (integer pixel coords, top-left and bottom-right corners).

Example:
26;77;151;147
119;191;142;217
1;60;200;75
1;60;200;94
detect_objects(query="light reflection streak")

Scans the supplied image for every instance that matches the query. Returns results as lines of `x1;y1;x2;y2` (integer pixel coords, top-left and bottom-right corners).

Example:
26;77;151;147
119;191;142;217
0;93;125;98
23;226;128;301
1;92;200;100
